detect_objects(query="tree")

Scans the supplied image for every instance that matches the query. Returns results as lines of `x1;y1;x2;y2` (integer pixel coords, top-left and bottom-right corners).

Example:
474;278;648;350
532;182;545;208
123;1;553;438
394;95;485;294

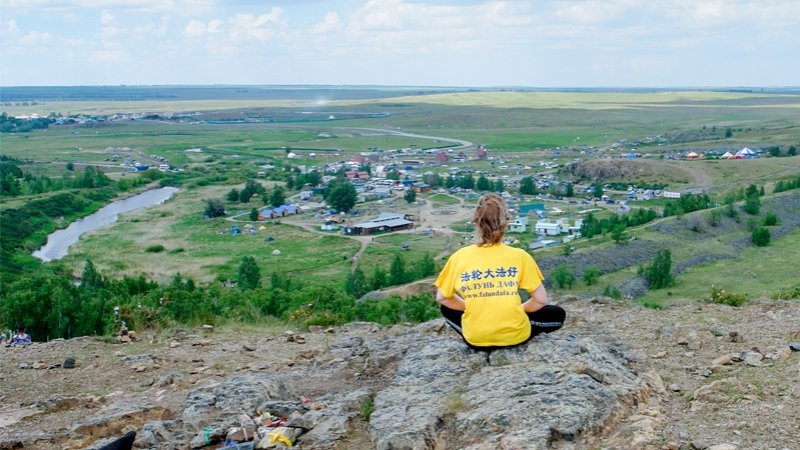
582;267;600;286
81;260;103;290
270;186;285;207
767;146;781;157
725;127;733;138
389;254;406;285
370;267;387;290
238;256;261;290
611;224;629;243
204;199;226;218
345;267;368;298
641;249;673;289
416;253;436;279
249;208;259;221
763;212;778;226
387;170;400;181
493;179;505;193
325;179;358;213
742;194;760;215
404;189;416;204
592;182;604;199
565;183;574;197
476;175;490;191
519;176;537;195
227;188;240;202
788;146;797;156
553;265;576;289
66;162;74;171
752;227;771;246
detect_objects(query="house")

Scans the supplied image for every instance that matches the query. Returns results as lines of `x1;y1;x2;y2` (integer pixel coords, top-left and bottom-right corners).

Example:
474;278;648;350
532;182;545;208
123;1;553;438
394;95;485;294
534;220;562;236
508;216;529;233
412;182;432;193
662;191;681;199
350;212;414;235
475;146;487;160
518;203;546;216
435;152;448;164
529;239;558;250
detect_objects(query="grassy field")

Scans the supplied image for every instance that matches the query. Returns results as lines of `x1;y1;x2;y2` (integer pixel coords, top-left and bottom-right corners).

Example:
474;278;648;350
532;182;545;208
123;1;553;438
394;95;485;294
57;185;360;285
5;89;800;304
639;227;800;305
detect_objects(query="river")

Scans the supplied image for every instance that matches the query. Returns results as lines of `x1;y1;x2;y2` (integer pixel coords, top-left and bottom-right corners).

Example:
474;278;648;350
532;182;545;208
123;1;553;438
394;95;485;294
32;187;179;262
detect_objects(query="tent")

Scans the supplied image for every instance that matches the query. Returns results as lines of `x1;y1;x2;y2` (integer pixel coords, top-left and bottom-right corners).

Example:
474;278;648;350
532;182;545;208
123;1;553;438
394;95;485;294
686;151;700;160
721;152;734;159
736;147;756;158
271;249;281;255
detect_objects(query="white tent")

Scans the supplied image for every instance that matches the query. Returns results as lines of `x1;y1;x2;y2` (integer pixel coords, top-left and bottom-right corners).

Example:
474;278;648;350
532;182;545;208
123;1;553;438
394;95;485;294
721;152;734;159
736;147;756;157
272;249;281;256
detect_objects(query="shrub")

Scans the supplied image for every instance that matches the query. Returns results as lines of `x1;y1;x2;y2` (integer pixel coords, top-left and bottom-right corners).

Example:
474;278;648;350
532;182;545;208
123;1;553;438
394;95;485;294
639;299;664;310
552;264;576;289
752;227;771;246
168;247;185;254
640;249;674;289
707;285;747;307
582;267;600;286
145;244;165;253
771;284;800;300
705;209;722;227
742;194;760;215
602;285;622;299
763;212;779;226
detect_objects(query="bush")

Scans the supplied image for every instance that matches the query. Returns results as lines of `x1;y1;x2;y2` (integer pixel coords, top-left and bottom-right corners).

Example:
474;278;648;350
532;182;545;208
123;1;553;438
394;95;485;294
640;249;674;289
752;227;771;246
771;284;800;300
552;264;576;289
582;267;600;286
705;209;721;227
145;244;165;253
707;285;747;307
763;212;779;226
602;285;622;299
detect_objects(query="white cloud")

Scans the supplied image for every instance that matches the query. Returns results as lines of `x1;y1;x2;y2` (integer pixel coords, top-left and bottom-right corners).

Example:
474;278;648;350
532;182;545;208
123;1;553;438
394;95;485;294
228;9;283;41
208;19;224;34
3;18;21;34
20;30;51;45
184;20;206;37
101;10;114;25
311;11;342;35
88;49;126;62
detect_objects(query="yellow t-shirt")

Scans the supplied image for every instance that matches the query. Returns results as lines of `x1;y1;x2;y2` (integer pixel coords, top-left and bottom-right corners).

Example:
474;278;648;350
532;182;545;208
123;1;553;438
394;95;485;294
435;243;544;347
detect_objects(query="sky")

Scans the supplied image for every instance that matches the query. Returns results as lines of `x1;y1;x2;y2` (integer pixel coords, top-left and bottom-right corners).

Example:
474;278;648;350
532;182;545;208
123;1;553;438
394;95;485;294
1;0;799;87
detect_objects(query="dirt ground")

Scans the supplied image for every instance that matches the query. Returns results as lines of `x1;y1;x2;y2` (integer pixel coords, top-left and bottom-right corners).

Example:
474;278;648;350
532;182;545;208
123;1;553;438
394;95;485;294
2;297;799;449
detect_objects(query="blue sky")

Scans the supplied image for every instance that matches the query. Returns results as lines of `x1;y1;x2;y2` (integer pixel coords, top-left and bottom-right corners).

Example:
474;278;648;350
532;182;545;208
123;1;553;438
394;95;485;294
1;0;798;87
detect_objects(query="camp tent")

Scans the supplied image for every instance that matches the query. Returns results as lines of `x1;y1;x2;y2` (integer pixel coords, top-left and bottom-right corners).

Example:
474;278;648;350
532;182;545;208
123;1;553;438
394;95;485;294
721;152;734;159
736;147;756;158
686;151;700;160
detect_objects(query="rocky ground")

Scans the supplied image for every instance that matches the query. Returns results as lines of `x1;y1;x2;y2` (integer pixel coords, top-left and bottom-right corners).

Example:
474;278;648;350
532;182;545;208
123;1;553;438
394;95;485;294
1;297;799;450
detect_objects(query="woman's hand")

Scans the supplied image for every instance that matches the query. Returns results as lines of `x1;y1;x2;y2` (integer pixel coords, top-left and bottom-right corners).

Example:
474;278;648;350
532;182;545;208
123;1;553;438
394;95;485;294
436;289;466;311
523;284;549;313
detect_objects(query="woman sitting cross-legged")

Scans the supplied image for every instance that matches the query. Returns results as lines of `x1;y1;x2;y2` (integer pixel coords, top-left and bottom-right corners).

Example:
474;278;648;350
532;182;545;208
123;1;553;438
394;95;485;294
435;193;566;350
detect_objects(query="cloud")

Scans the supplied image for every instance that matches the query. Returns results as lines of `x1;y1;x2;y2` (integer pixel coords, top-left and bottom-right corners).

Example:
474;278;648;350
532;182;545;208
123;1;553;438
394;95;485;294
88;49;126;62
184;20;206;37
0;0;216;15
101;10;114;25
311;11;342;35
20;30;51;45
3;18;21;34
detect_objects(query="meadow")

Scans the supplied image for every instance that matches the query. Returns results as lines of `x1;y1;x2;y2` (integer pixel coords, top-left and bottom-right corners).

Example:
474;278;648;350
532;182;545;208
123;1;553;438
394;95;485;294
3;88;800;308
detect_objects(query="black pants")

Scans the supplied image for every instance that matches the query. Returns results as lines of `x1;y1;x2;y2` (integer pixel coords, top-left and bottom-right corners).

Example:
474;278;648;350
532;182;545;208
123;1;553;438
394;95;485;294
440;304;566;350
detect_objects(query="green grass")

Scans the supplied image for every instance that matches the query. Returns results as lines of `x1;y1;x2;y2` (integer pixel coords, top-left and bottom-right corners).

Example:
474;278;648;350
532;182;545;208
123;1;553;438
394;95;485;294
639;228;800;304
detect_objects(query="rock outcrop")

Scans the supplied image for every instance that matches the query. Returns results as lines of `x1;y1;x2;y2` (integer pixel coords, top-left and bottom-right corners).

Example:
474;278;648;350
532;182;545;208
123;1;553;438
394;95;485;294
129;321;659;449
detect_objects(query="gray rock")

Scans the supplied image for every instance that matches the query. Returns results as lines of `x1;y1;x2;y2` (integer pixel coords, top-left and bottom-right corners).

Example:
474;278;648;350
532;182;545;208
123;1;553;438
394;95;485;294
182;375;295;432
370;333;647;449
789;342;800;352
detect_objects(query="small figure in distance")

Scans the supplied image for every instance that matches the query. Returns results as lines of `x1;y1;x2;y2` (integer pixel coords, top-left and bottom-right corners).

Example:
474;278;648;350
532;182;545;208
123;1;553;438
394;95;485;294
0;331;8;347
116;320;138;343
11;325;32;346
434;193;566;349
